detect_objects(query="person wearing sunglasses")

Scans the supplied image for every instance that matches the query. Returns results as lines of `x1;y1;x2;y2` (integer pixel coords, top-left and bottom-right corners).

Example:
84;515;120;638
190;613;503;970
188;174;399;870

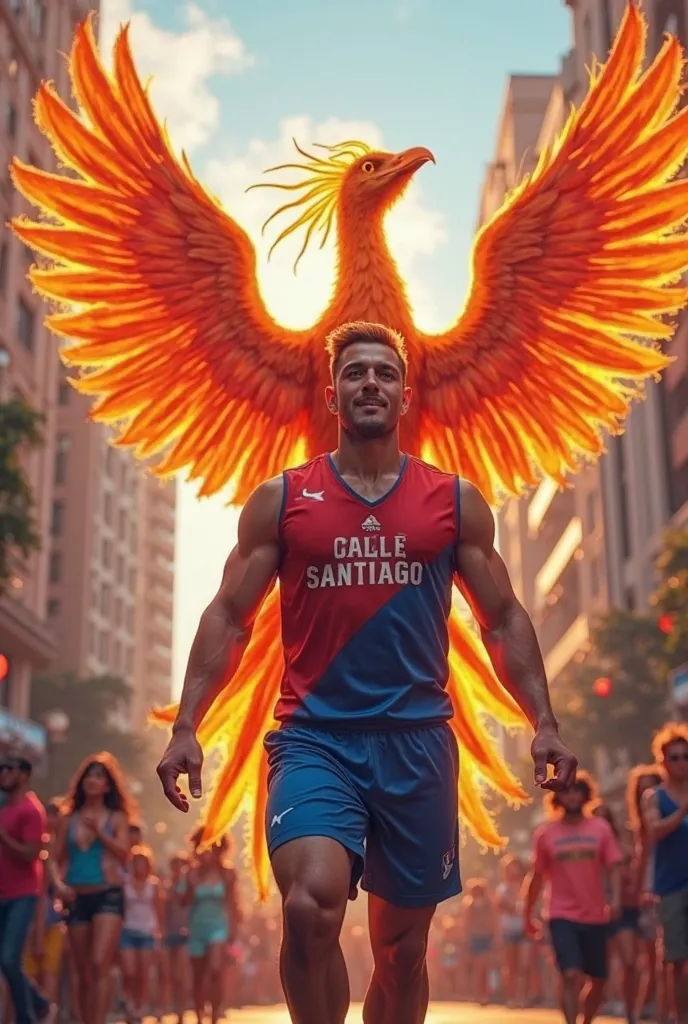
642;723;688;1024
0;756;54;1024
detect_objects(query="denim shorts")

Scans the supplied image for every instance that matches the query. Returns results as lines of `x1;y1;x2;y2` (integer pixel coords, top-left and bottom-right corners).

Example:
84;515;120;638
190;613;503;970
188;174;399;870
67;887;124;925
120;929;156;952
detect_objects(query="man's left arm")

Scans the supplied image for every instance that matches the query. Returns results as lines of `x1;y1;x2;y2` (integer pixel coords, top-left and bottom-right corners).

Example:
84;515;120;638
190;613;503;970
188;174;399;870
454;480;577;790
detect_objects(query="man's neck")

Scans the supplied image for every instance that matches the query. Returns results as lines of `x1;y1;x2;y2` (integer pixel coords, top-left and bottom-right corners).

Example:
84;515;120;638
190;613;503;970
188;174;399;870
332;431;403;480
4;782;29;806
561;811;584;825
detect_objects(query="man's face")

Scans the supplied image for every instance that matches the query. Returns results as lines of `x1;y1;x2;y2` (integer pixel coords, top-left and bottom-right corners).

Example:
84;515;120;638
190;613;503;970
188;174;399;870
558;783;587;814
326;341;411;440
663;740;688;782
0;761;21;794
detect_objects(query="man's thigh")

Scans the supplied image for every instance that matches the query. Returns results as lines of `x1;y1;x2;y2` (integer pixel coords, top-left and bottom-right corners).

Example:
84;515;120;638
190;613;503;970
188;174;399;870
659;887;688;964
265;725;368;884
362;724;460;908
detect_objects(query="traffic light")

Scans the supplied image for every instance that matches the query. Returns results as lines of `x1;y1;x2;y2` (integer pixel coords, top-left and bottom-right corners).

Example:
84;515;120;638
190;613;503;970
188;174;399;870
592;676;612;697
0;654;8;681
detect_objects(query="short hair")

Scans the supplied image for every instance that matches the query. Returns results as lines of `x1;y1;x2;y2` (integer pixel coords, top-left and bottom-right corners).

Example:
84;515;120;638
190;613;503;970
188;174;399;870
626;763;664;833
545;769;597;818
651;722;688;764
325;320;408;380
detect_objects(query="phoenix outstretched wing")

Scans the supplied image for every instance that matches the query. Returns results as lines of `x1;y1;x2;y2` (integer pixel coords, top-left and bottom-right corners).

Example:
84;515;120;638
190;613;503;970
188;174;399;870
418;3;688;505
10;16;312;501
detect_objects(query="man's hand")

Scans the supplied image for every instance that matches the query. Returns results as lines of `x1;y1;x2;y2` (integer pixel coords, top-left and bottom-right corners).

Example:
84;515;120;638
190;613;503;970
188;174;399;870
80;812;100;835
524;915;541;941
609;901;622;922
531;724;577;791
157;725;204;812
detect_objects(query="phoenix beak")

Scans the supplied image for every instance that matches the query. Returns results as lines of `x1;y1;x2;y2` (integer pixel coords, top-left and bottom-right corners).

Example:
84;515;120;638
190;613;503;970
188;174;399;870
395;146;436;173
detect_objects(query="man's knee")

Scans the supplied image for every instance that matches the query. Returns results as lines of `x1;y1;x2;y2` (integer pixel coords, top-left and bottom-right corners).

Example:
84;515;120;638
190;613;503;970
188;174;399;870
283;883;344;959
374;928;428;978
562;967;584;987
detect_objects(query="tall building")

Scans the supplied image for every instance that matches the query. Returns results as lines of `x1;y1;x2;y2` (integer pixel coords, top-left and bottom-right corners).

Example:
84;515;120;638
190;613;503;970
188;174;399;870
478;74;607;691
0;0;95;748
0;0;177;747
564;0;688;618
482;2;688;715
132;476;176;727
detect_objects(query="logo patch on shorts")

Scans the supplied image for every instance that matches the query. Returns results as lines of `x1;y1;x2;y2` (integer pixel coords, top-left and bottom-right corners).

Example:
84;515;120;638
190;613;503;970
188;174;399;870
441;845;456;881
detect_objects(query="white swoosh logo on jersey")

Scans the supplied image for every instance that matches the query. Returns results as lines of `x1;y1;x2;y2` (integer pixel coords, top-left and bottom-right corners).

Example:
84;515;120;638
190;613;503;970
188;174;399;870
302;489;324;501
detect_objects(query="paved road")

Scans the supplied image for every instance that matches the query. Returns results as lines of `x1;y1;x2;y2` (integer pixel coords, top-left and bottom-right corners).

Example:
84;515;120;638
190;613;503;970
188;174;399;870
225;1004;620;1022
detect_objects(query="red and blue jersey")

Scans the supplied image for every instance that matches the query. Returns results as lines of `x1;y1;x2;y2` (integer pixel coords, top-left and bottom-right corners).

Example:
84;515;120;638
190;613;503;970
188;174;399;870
275;453;460;727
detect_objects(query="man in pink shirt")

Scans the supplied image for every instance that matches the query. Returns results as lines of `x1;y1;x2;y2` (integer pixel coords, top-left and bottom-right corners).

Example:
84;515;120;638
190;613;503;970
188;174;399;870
0;756;51;1024
523;771;622;1024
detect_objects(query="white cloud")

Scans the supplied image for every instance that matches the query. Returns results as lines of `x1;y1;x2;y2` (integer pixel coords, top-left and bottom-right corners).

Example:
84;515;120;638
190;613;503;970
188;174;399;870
203;115;448;331
98;1;253;152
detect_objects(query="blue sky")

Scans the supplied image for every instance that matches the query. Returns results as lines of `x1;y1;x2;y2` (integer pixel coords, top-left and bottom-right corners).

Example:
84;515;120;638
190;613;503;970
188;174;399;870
99;0;571;691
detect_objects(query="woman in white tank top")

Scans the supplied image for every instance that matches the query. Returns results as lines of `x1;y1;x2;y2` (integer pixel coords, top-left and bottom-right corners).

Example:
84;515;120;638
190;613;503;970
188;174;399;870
120;847;163;1024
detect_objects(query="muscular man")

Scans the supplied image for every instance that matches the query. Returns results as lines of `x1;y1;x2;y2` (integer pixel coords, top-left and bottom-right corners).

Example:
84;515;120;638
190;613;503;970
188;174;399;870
157;320;577;1024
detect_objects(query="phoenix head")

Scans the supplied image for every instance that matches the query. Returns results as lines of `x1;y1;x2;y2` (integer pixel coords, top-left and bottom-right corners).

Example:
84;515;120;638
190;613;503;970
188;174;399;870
247;138;434;270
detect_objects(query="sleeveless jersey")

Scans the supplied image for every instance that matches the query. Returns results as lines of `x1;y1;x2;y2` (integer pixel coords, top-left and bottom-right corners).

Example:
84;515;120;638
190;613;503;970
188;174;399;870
275;452;460;726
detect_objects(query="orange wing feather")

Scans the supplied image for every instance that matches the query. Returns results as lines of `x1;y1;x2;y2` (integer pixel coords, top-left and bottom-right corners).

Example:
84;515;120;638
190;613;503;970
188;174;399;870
419;3;688;505
10;15;312;501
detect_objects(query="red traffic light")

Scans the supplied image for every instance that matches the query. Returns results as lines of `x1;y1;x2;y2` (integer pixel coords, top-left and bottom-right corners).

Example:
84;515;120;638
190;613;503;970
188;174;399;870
0;654;8;680
592;676;612;697
659;613;675;635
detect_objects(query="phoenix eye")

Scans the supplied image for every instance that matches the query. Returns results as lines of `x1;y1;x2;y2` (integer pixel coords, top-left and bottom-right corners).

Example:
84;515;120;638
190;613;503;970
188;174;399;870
361;161;375;174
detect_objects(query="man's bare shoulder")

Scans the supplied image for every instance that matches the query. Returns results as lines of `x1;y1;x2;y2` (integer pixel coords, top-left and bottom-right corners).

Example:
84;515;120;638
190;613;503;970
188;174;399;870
238;475;285;546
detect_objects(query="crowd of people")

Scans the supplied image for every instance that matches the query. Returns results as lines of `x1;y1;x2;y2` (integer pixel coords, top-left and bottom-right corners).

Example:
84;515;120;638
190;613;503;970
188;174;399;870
1;722;688;1024
0;752;281;1024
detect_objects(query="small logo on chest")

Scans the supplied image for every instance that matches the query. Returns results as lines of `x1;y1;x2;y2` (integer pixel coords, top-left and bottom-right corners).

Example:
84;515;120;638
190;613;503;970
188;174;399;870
362;514;381;532
298;488;324;501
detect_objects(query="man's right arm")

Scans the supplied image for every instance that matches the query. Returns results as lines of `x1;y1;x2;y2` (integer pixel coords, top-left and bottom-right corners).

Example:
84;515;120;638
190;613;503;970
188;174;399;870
157;476;283;811
641;786;688;844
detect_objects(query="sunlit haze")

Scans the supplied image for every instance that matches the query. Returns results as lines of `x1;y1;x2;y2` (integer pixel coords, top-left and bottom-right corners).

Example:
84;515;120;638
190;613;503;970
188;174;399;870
97;0;570;695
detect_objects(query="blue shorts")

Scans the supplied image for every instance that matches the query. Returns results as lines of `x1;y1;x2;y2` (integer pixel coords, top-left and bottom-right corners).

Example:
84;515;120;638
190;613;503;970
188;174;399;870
264;722;461;908
549;919;608;980
120;929;156;952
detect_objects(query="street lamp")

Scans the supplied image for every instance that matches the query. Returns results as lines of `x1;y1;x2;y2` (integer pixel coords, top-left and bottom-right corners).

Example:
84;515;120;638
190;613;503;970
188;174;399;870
43;709;70;742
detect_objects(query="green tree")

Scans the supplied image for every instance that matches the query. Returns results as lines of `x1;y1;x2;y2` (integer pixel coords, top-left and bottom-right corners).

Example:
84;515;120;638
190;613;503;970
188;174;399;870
552;527;688;768
30;671;144;801
0;398;43;595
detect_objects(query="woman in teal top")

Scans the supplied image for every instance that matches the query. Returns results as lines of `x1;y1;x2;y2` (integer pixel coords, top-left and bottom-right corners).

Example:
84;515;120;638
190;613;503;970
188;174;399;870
50;754;133;1024
186;829;240;1024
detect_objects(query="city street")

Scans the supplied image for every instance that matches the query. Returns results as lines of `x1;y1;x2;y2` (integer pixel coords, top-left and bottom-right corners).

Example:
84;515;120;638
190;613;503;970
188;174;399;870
225;1006;619;1023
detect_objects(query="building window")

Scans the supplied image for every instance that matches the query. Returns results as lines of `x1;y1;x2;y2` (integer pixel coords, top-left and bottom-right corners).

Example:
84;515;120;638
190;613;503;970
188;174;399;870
16;299;35;352
100;582;111;616
114;597;123;627
130;524;138;550
51;501;64;537
126;647;134;674
113;640;121;672
625;585;636;611
98;631;109;664
126;605;134;633
54;435;70;485
118;509;127;542
105;446;114;476
102;538;112;569
58;381;69;406
586;492;596;532
4;102;17;138
27;0;46;37
89;623;96;655
104;491;112;524
616;438;632;560
47;598;60;617
0;244;7;294
49;551;62;584
116;555;124;584
128;567;137;593
590;556;600;598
